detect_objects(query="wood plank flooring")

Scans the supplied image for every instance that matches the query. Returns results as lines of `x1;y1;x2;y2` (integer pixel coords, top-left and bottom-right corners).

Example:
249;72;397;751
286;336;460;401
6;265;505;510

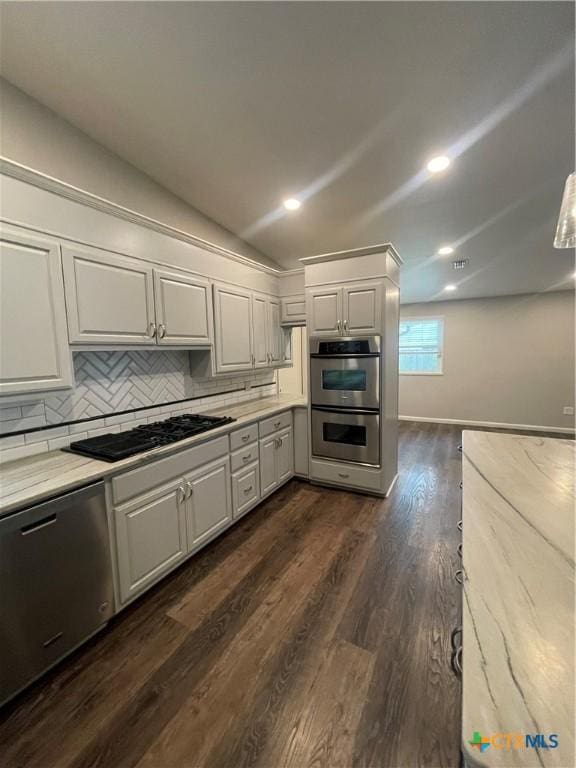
0;422;476;768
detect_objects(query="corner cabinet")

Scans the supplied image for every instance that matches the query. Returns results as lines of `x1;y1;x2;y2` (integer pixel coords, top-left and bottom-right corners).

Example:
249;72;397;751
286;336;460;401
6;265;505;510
0;225;73;394
212;284;292;374
62;246;212;347
306;281;382;336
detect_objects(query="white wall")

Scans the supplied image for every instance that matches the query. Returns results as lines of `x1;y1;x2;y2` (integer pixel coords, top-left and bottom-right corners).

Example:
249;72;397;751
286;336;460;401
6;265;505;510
399;291;575;431
0;78;277;269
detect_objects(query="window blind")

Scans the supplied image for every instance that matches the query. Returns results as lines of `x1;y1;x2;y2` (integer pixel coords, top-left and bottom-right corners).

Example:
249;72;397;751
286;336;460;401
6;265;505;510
399;318;443;374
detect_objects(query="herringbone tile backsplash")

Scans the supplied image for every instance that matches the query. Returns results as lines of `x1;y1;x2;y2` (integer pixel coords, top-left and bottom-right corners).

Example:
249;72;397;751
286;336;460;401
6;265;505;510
45;351;190;423
0;350;277;462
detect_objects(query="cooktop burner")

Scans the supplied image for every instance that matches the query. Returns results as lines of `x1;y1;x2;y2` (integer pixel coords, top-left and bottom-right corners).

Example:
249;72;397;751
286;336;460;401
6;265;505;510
66;413;236;462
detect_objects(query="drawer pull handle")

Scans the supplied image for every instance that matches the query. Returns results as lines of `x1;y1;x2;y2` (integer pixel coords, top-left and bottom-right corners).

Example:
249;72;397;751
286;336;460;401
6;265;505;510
148;322;157;338
457;543;462;559
243;486;253;494
450;627;462;650
178;486;186;503
186;482;193;499
43;631;63;649
21;514;57;535
450;645;463;679
455;569;464;585
457;520;462;532
241;435;250;442
242;454;251;462
338;472;350;479
274;421;281;428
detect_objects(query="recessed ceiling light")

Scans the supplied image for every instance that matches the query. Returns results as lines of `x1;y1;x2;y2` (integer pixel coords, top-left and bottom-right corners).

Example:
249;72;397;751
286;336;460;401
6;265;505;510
437;245;454;256
427;155;451;173
444;284;457;292
283;198;301;211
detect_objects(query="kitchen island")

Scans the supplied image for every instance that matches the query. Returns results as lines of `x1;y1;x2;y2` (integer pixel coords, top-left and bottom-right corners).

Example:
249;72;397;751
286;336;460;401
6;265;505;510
461;431;575;768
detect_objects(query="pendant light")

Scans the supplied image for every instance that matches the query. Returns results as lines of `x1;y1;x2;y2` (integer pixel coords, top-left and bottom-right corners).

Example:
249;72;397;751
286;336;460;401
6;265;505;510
554;172;576;248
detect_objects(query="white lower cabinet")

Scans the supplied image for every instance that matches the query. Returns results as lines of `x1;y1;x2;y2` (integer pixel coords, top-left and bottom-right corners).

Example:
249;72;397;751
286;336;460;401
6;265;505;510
115;481;187;603
113;413;296;607
259;426;294;498
232;461;260;519
185;456;232;550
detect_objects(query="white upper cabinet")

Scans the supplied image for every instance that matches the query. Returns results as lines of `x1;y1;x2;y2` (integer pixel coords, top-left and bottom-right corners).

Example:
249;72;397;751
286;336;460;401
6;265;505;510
306;287;342;336
267;298;282;364
153;269;211;346
280;295;306;326
0;226;73;394
252;293;269;369
213;283;254;373
307;280;383;337
63;246;155;345
343;282;382;335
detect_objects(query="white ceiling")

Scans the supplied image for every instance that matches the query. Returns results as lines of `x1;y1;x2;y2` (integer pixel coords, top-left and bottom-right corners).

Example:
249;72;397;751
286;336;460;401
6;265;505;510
0;1;574;303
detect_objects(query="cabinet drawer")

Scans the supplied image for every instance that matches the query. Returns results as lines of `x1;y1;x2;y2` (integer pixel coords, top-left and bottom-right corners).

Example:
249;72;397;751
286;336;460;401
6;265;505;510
230;442;259;472
232;463;260;519
112;435;229;505
310;457;383;493
229;423;258;451
259;410;292;438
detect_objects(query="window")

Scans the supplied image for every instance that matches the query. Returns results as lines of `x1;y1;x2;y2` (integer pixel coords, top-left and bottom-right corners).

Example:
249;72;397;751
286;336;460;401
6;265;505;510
399;318;444;375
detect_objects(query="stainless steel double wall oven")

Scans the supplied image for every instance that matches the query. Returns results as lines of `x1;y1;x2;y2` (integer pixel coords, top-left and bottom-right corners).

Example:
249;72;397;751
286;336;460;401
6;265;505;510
310;336;381;466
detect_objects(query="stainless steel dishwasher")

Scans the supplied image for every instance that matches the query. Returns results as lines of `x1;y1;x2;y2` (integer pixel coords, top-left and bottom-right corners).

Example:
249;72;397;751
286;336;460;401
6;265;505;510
0;481;114;705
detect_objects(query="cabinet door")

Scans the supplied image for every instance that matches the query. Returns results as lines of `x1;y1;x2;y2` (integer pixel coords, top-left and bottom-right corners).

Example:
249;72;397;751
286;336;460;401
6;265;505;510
343;282;382;335
293;409;309;477
186;456;232;551
267;298;283;364
252;293;269;368
259;435;277;497
115;482;187;604
153;269;212;346
232;463;260;519
0;227;73;395
276;427;294;485
306;287;342;336
280;295;306;326
62;246;155;345
213;284;253;373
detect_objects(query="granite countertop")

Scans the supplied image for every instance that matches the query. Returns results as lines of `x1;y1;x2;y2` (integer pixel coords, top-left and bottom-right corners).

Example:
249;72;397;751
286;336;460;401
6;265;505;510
0;395;307;517
461;430;575;768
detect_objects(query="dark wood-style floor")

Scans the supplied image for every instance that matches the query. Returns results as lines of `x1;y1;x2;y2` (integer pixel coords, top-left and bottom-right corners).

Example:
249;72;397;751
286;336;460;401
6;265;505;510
0;422;471;768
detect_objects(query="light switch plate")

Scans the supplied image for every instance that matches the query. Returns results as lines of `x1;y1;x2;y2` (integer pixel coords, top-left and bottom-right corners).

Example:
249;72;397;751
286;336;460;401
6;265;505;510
563;406;574;415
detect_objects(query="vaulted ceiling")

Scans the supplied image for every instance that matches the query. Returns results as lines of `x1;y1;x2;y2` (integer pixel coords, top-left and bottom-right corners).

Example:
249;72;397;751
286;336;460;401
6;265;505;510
1;1;574;302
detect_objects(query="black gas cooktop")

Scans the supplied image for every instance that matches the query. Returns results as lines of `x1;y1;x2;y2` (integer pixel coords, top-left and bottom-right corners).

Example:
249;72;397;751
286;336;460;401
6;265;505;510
67;413;236;462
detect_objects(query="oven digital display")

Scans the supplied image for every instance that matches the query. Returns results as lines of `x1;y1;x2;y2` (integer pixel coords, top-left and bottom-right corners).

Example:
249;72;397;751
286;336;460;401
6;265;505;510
317;340;372;355
323;423;367;446
322;370;367;391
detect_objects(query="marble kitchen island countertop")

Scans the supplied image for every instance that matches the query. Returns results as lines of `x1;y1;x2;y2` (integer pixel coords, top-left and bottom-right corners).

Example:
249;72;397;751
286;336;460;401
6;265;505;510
0;394;307;516
461;430;575;768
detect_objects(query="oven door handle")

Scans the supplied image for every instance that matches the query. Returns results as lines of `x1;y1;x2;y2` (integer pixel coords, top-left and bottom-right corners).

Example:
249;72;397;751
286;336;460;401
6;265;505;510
311;405;380;415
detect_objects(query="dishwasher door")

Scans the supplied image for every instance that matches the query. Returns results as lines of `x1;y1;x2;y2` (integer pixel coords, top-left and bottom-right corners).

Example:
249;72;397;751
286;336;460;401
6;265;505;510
0;481;113;704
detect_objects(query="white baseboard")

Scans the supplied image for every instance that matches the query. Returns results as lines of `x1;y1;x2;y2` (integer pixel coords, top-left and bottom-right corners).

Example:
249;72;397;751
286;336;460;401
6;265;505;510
399;415;575;435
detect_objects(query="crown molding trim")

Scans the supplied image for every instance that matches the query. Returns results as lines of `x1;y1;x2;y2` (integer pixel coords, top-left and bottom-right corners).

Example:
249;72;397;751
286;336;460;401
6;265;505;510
0;156;286;277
